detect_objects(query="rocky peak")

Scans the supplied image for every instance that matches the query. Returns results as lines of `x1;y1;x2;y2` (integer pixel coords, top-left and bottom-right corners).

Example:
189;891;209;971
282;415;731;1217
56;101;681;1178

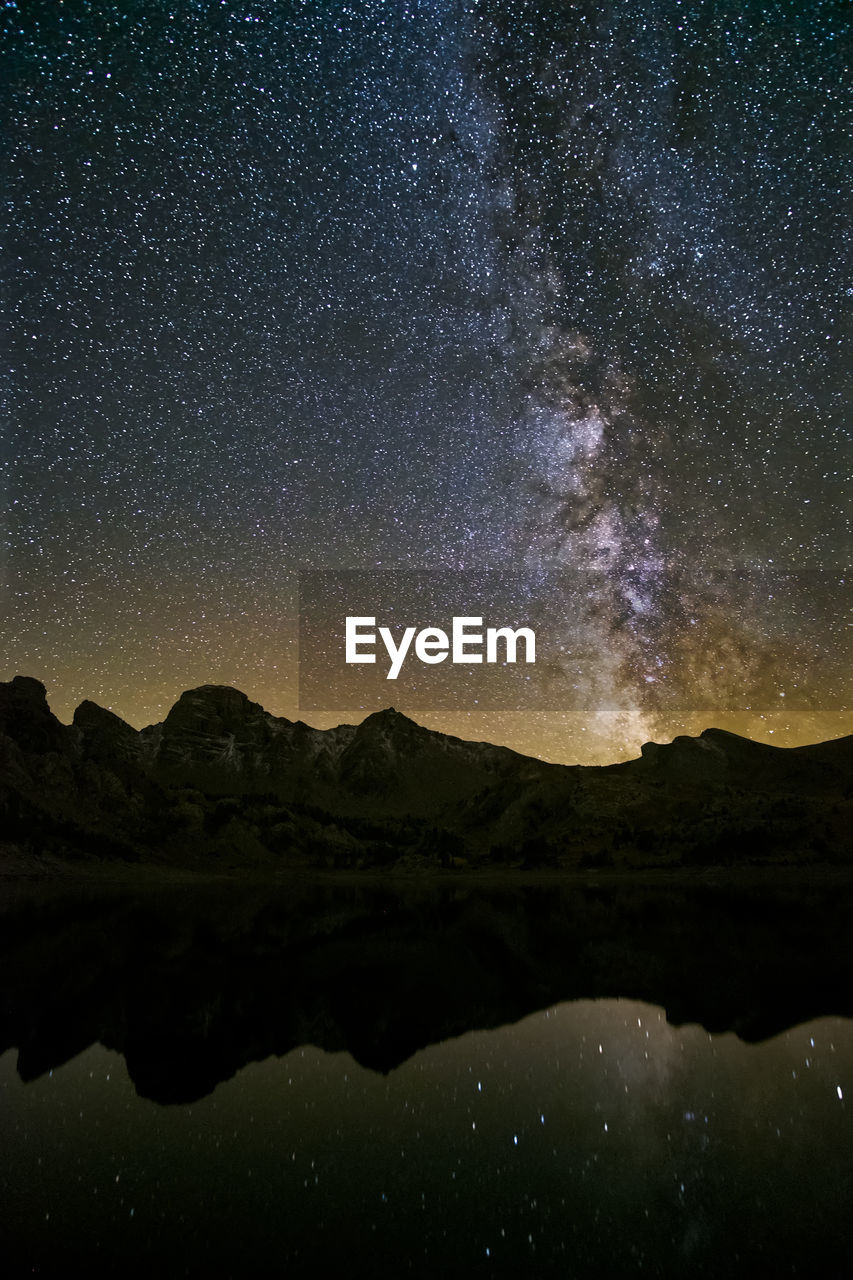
356;706;422;735
6;675;49;703
346;706;450;761
73;700;142;763
0;675;68;754
639;730;731;784
150;684;294;780
162;685;270;733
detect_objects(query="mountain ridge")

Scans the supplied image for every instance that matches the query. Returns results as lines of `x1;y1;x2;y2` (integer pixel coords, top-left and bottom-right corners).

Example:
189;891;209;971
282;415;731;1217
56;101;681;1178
1;675;850;873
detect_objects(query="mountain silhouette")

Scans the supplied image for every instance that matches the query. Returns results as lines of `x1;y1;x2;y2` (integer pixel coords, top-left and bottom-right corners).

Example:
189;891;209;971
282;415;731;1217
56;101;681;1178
1;675;850;872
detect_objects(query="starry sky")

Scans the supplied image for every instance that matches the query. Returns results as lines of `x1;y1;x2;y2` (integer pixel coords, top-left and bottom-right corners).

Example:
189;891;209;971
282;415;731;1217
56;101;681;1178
3;0;850;762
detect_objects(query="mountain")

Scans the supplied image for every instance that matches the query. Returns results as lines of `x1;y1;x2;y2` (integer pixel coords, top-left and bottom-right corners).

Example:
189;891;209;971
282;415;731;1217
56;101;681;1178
1;675;851;872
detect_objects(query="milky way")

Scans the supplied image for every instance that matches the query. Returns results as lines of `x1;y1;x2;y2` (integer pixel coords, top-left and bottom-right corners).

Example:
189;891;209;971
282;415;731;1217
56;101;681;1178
3;0;850;760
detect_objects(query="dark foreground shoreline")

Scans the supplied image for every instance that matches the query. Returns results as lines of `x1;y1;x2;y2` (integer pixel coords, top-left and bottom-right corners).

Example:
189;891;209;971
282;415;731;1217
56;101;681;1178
5;844;853;894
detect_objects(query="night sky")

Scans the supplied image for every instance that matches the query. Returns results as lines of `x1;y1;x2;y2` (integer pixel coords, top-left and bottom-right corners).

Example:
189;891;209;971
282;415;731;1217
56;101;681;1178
4;0;850;762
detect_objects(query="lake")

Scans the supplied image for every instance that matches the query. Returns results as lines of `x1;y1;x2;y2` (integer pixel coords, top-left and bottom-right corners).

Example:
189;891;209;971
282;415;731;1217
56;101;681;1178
2;876;851;1275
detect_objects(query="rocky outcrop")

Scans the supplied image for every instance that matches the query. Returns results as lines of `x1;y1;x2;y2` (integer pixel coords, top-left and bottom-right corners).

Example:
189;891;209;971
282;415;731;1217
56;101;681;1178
638;726;853;793
0;676;70;756
73;699;147;767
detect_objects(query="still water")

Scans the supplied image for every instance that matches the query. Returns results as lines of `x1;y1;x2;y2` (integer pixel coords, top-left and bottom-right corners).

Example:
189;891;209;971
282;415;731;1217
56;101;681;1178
1;879;852;1275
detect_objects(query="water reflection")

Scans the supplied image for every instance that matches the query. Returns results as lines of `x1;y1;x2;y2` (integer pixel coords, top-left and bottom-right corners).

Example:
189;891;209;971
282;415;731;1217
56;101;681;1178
2;879;853;1103
1;880;852;1273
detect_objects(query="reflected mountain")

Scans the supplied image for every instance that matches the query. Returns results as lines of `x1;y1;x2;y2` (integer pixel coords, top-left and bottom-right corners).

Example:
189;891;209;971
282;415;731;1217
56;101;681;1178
2;881;853;1104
